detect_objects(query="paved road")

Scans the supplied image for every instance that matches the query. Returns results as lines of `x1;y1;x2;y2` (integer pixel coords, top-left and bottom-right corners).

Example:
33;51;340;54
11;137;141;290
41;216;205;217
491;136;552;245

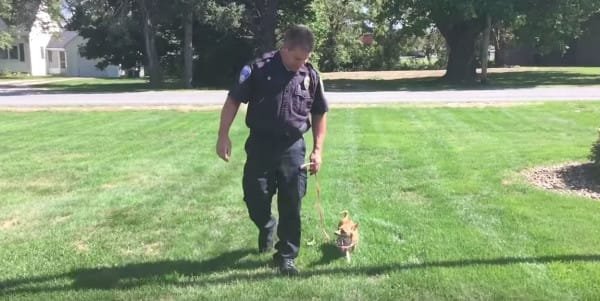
1;84;600;107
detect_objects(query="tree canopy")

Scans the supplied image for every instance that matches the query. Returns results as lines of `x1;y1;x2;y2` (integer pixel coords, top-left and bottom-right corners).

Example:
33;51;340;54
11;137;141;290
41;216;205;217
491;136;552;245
3;0;599;84
0;0;61;49
377;0;600;81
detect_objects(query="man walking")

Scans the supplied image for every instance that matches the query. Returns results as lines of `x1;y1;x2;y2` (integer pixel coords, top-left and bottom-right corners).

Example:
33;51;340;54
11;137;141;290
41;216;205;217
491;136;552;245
216;25;328;276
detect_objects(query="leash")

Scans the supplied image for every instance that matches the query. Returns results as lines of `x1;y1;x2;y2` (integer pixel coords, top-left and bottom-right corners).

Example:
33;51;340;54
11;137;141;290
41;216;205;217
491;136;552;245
313;172;331;242
301;163;331;242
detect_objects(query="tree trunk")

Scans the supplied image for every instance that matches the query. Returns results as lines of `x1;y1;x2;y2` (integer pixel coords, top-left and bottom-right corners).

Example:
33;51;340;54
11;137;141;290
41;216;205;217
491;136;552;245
480;14;491;84
322;30;338;71
138;0;162;88
320;12;340;72
492;26;507;67
437;19;485;82
255;0;278;54
183;8;193;89
383;21;397;70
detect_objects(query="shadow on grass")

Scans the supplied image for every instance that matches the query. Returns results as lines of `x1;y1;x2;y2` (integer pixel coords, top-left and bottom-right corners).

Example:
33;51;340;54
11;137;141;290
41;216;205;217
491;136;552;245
324;71;600;92
309;243;345;267
2;252;600;295
0;83;173;96
0;248;260;294
0;80;226;96
2;71;599;96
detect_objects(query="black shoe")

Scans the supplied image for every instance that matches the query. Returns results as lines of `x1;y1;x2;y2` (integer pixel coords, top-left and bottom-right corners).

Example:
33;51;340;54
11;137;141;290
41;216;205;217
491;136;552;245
258;218;277;253
272;253;282;266
279;258;299;276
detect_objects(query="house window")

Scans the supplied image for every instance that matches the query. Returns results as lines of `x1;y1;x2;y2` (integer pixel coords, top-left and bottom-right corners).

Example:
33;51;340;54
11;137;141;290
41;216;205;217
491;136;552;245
59;51;66;68
47;50;52;62
0;48;7;59
9;46;18;60
41;47;44;59
19;43;25;62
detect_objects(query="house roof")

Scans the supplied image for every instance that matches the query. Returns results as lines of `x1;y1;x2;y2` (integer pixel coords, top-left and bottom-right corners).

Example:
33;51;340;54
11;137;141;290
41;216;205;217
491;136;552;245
47;31;79;49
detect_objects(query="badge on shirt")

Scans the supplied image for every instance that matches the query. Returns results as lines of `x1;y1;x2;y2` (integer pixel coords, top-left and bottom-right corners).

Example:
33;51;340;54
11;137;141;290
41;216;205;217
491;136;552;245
303;75;310;90
239;65;252;84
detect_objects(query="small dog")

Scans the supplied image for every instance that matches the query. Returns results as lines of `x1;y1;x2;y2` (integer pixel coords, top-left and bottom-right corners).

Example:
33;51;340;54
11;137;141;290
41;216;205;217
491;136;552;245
334;210;359;262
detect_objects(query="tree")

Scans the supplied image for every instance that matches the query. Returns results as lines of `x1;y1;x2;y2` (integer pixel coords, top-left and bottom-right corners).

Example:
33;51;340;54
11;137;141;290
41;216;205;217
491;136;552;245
253;0;278;53
491;21;516;67
66;0;245;87
235;0;313;55
174;0;245;87
492;2;600;67
0;0;61;49
382;0;600;82
66;0;167;87
422;27;446;66
0;0;12;48
137;0;163;87
368;0;430;70
66;0;145;71
181;1;194;88
310;0;364;71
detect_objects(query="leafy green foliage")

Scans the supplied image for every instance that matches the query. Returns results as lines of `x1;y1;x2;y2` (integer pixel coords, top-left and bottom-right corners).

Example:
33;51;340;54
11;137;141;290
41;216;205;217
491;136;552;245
66;0;144;70
514;1;600;53
0;0;10;19
65;0;253;86
192;24;254;87
0;0;61;48
309;0;442;72
376;0;600;81
278;0;314;37
0;31;11;50
310;0;364;71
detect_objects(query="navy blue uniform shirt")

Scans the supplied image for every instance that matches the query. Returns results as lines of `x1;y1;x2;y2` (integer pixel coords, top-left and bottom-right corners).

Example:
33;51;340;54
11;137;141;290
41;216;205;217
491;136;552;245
228;51;329;137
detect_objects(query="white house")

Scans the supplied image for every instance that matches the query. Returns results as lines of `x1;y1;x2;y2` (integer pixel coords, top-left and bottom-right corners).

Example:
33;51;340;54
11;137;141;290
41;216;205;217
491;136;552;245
0;4;120;77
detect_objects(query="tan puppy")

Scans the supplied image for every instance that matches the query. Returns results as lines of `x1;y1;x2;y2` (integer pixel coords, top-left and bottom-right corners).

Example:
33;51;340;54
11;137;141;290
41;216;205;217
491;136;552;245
334;210;359;262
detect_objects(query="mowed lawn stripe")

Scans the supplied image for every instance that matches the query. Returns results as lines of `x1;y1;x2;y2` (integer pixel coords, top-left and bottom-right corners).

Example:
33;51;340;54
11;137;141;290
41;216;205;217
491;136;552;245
1;103;600;300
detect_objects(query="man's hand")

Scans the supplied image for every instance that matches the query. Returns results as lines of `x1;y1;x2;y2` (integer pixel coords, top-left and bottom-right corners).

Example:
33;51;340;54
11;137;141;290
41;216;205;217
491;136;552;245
310;112;326;175
216;97;241;162
216;135;232;162
309;150;322;175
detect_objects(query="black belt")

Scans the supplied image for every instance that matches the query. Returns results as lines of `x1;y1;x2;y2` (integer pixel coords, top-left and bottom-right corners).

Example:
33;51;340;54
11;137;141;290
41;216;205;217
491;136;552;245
250;129;303;141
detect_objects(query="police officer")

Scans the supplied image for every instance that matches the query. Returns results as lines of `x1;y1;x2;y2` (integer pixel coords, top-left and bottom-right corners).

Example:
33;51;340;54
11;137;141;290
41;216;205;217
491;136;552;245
216;25;328;276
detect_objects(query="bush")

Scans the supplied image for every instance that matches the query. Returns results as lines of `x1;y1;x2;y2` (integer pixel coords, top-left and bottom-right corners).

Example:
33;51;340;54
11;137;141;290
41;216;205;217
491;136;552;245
590;128;600;170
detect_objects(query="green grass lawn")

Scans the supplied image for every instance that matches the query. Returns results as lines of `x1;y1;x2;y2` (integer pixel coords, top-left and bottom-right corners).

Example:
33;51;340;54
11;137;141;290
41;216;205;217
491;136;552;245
0;76;55;82
29;78;157;92
1;102;600;300
3;67;599;92
324;67;600;92
15;78;179;92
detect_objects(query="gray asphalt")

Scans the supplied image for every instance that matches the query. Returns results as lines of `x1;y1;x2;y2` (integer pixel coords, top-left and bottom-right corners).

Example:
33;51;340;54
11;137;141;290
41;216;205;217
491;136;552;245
1;85;600;107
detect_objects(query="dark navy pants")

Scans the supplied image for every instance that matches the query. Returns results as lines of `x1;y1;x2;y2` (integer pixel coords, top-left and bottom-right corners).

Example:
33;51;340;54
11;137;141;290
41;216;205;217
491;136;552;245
243;132;307;259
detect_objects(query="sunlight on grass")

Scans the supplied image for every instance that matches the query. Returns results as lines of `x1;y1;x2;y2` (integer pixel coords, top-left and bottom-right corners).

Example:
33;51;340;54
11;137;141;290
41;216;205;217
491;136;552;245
1;103;600;300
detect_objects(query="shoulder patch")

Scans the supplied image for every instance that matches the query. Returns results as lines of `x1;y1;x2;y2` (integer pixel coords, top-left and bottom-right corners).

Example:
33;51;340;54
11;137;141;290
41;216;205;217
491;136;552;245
239;65;252;84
